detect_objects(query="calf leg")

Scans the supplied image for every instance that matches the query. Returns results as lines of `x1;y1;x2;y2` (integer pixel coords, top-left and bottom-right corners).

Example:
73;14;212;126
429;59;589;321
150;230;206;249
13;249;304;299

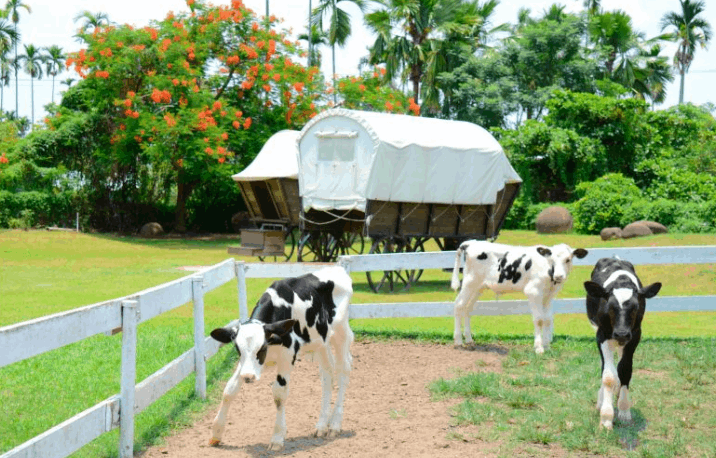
269;358;294;451
313;346;335;438
598;339;619;429
542;296;555;345
527;293;548;354
453;283;481;345
616;330;640;423
210;370;242;445
328;323;354;436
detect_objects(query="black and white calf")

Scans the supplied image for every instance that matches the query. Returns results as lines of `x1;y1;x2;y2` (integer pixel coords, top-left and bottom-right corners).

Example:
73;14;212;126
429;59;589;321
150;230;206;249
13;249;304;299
451;241;588;353
208;266;354;450
584;257;661;429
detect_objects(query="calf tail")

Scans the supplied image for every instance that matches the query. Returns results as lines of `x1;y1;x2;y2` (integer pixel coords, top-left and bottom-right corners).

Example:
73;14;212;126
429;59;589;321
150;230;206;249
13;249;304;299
450;243;466;291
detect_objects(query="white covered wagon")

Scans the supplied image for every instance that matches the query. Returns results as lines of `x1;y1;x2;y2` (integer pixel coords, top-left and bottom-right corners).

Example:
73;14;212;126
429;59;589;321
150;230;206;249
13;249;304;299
231;109;522;291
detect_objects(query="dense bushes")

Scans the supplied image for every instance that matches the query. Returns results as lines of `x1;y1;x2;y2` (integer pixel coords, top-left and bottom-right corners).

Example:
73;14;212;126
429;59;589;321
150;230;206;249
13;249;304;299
498;92;716;235
0;190;76;228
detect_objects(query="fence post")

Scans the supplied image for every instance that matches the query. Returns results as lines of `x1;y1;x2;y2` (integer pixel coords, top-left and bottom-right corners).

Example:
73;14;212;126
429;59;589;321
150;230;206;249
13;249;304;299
119;299;138;458
338;255;351;274
235;261;248;321
192;275;207;399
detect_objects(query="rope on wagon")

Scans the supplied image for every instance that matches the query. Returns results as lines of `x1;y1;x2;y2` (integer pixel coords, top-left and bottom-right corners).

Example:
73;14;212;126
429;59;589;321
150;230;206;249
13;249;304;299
299;208;365;226
430;204;459;222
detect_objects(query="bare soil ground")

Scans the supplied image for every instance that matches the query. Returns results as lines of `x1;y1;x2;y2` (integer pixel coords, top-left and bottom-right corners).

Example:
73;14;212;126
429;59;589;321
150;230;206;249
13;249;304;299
138;340;511;458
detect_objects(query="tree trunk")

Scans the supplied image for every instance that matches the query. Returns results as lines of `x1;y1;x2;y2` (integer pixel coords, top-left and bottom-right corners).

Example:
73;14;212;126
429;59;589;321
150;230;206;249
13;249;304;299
332;43;337;104
14;26;18;117
30;75;34;127
175;179;195;233
679;69;685;105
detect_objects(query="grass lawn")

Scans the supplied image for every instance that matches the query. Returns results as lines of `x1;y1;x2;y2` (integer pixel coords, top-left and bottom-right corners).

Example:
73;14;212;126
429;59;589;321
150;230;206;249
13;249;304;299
1;229;715;457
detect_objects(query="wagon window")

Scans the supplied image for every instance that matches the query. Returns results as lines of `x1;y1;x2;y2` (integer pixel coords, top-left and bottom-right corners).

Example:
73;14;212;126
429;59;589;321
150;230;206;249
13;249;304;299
316;131;357;162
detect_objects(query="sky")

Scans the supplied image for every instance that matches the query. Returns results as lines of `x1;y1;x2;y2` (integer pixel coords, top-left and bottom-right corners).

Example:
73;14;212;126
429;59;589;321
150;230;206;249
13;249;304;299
3;0;716;125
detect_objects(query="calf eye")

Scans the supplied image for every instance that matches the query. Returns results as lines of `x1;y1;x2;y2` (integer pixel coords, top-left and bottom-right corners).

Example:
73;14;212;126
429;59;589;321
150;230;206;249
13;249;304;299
257;345;268;365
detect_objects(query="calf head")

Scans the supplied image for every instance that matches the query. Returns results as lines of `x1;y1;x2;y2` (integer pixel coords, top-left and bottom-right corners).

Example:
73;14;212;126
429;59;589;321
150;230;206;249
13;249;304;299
542;244;589;285
583;281;661;345
211;319;296;383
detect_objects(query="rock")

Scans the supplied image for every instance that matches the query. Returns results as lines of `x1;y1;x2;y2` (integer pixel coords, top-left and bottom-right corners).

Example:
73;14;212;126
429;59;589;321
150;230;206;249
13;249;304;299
535;206;573;234
140;222;164;237
622;222;652;239
600;227;623;241
635;220;668;234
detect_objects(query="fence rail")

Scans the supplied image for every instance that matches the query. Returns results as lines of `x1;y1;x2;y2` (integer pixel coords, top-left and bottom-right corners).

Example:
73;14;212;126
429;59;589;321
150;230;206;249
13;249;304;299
2;246;715;458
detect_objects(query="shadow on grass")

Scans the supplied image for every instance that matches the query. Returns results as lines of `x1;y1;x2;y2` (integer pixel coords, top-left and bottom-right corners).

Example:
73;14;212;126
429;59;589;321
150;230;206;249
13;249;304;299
90;232;242;251
615;409;648;451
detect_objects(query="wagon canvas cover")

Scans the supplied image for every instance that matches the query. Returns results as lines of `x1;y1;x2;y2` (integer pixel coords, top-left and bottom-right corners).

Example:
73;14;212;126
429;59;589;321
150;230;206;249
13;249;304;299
297;108;521;213
232;129;300;182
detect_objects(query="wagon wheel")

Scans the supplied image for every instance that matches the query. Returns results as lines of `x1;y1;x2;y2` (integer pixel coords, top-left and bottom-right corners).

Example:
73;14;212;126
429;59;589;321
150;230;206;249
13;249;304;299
366;236;426;293
297;231;343;262
258;228;297;262
338;232;365;256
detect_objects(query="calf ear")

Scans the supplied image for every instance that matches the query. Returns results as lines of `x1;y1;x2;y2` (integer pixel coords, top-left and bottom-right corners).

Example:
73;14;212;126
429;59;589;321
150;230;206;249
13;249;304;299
264;319;297;338
640;282;662;299
210;326;238;344
536;247;552;257
584;281;608;299
572;248;588;259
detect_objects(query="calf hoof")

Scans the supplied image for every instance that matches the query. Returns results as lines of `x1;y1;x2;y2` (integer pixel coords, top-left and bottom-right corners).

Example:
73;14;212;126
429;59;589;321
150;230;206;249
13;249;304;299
208;438;221;446
535;346;545;355
314;427;329;438
268;441;284;451
328;428;341;438
618;409;632;423
599;420;613;430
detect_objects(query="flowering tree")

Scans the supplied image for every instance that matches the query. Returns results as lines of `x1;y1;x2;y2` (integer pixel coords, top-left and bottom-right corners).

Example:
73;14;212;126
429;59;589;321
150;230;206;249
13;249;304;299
334;68;420;115
63;0;323;231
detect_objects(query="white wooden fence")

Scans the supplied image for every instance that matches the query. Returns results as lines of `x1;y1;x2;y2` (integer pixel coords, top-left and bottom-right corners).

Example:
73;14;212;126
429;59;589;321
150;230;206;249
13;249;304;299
1;245;715;458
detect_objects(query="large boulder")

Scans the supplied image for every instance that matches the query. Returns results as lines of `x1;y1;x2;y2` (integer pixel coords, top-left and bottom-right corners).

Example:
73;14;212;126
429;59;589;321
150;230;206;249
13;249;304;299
622;222;652;239
140;222;164;237
600;227;623;241
535;206;573;234
635;220;668;234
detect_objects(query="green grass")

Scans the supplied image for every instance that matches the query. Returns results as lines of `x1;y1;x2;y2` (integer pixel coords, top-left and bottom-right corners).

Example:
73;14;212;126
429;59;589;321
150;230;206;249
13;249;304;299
428;336;716;457
1;229;716;456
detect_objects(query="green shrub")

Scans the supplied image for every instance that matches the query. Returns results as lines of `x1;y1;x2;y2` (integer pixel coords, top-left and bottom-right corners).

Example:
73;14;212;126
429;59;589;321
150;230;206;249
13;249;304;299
572;174;642;234
0;190;76;228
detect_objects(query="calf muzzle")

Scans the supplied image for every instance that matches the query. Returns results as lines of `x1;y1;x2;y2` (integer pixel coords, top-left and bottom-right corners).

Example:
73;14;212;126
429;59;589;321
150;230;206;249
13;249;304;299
613;330;632;345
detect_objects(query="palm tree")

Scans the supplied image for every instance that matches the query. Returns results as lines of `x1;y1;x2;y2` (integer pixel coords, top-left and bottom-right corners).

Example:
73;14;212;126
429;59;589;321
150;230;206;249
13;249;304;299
17;43;43;126
589;9;639;75
0;17;18;113
365;0;496;108
4;0;32;117
0;50;11;112
298;25;328;69
631;43;674;108
60;77;75;89
43;45;64;104
0;16;18;54
312;0;370;103
660;0;712;104
73;10;111;34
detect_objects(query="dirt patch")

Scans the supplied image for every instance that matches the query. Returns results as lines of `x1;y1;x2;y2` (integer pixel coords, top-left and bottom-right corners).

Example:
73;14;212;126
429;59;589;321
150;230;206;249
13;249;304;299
138;340;507;458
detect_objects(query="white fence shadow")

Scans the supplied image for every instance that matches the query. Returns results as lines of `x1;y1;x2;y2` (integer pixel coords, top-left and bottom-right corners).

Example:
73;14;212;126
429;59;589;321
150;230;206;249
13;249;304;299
1;246;715;457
